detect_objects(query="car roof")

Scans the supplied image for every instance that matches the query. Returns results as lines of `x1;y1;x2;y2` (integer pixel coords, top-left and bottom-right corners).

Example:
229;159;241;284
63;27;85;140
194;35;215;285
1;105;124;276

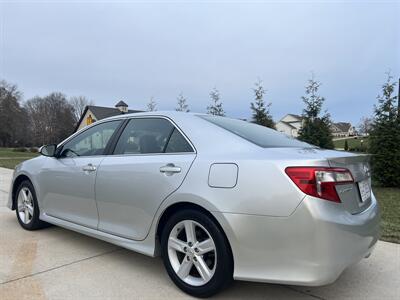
71;111;260;155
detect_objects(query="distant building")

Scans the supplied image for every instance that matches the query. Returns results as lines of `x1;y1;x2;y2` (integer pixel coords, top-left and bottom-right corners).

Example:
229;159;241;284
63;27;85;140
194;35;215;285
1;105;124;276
330;122;356;137
276;114;356;138
75;101;142;132
275;114;304;137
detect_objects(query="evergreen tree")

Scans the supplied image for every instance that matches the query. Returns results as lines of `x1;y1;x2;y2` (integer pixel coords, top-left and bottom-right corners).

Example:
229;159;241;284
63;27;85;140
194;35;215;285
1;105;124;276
250;79;275;128
344;140;349;151
207;87;225;116
369;73;400;187
175;93;189;112
298;75;334;149
147;97;157;112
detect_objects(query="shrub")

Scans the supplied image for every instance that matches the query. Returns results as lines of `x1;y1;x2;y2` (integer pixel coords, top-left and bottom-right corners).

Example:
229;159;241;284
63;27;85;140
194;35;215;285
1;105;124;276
29;147;38;153
12;147;27;152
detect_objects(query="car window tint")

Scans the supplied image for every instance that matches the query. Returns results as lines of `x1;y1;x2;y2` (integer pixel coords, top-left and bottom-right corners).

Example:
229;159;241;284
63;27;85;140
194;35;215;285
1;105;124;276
114;118;174;154
61;120;121;157
198;115;314;148
165;129;193;153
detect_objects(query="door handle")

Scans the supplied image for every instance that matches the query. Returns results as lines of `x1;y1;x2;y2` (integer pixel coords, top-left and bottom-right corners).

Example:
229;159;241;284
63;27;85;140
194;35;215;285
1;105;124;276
82;164;96;172
160;163;181;175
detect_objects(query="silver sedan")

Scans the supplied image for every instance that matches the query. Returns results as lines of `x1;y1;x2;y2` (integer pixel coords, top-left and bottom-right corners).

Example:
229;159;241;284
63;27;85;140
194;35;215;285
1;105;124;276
8;112;380;297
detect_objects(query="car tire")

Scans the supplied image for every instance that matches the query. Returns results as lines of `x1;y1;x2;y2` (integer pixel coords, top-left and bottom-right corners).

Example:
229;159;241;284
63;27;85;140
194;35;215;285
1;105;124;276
15;180;49;230
161;208;233;298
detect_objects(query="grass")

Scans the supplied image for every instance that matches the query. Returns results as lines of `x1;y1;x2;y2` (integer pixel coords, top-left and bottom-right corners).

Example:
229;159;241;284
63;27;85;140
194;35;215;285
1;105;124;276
0;158;34;169
333;136;369;149
374;187;400;243
0;148;39;169
0;147;39;158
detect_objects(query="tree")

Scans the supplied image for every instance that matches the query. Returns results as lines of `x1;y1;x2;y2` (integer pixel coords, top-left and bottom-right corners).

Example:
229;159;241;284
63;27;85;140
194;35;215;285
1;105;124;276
298;75;334;149
70;96;94;124
250;79;275;128
147;97;157;112
207;87;225;116
0;80;29;147
344;140;349;151
175;93;189;112
25;93;76;145
358;116;373;136
369;73;400;187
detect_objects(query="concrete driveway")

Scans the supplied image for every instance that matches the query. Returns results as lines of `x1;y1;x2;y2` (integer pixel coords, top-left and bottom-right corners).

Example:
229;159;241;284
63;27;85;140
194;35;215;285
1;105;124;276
0;167;399;300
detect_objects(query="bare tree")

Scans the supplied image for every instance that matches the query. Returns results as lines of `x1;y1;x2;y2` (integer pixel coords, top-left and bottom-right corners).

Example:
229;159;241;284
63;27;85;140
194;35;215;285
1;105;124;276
358;116;372;136
70;96;94;123
25;93;76;145
176;93;189;112
147;97;157;111
0;80;29;146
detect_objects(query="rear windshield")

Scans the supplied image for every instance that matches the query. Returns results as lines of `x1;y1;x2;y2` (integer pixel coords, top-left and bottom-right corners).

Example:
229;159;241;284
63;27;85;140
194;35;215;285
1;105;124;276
198;115;314;148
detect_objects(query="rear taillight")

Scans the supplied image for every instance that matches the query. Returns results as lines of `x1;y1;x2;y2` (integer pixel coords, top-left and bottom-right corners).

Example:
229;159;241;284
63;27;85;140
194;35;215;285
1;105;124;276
285;167;354;203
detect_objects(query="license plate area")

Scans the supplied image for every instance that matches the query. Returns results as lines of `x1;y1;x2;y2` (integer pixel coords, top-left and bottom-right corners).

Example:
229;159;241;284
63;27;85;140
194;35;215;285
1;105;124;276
358;179;371;203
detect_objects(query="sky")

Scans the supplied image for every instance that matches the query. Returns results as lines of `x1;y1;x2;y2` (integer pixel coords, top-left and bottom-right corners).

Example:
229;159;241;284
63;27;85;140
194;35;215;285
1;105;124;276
0;0;399;125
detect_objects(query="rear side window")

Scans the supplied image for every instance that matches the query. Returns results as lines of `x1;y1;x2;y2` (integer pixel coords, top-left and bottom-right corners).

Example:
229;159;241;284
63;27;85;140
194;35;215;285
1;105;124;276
198;115;313;148
165;129;193;153
114;118;193;154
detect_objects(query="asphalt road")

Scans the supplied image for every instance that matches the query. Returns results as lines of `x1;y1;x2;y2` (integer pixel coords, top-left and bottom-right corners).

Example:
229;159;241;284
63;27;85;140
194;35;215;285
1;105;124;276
0;167;399;300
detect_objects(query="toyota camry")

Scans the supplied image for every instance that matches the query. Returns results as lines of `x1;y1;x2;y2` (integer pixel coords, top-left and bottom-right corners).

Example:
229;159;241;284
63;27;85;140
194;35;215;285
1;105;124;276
8;111;380;297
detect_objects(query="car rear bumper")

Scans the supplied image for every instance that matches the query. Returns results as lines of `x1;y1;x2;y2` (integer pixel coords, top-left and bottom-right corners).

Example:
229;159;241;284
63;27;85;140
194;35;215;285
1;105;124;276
214;193;380;286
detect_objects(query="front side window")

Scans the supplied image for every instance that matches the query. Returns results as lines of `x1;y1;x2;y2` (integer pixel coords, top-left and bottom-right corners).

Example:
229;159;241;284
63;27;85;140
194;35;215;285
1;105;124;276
60;120;121;157
114;118;193;154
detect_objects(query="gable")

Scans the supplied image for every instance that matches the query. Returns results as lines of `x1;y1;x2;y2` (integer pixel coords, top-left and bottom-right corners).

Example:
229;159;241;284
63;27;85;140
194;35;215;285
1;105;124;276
281;114;302;123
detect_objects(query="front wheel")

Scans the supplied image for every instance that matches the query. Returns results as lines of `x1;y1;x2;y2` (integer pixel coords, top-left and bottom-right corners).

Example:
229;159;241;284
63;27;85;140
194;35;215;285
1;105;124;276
161;209;233;298
15;180;49;230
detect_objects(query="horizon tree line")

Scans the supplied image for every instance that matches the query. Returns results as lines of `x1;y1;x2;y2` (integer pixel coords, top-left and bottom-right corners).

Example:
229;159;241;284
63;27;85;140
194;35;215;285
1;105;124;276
1;74;399;187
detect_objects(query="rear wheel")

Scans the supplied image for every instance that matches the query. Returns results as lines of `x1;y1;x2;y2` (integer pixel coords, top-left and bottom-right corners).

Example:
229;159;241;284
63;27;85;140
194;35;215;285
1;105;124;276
15;180;49;230
161;209;233;297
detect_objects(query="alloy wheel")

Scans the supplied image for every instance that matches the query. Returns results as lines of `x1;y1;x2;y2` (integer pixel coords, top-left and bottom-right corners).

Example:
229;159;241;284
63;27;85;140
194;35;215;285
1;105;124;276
17;187;34;224
167;220;217;286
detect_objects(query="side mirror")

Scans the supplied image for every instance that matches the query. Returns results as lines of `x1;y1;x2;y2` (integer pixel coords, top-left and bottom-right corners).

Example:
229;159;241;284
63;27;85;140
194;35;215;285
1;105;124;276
39;144;57;157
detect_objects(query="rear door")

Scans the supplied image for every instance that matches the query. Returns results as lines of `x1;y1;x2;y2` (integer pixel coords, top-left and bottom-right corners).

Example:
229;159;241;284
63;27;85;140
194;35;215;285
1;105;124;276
95;117;196;240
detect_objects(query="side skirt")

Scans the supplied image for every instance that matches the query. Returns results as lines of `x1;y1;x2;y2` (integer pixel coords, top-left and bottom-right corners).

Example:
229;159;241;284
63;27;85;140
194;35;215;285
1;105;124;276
40;213;156;257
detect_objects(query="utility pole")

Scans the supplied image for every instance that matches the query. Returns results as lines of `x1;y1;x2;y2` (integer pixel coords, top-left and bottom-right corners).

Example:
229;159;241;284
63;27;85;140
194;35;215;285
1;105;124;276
398;78;400;118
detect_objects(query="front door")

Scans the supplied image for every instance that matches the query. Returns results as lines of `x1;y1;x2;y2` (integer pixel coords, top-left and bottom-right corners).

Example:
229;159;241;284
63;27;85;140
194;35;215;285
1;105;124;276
40;120;122;228
95;117;196;240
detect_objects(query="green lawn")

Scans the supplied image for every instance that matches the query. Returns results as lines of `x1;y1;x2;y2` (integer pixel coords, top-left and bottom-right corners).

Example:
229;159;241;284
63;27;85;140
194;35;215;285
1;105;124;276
0;147;39;169
374;187;400;243
333;136;369;150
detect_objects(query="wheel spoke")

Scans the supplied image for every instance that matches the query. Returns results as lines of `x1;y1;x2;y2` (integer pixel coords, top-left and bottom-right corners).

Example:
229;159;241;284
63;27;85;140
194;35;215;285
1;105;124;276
196;238;215;255
168;237;187;253
21;189;28;202
177;257;193;279
17;202;24;212
184;221;197;244
24;208;30;223
26;204;34;216
193;256;212;282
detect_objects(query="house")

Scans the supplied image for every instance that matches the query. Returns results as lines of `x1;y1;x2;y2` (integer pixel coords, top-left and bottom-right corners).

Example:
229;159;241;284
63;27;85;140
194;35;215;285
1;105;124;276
276;114;356;138
330;122;356;137
275;114;304;137
75;101;142;132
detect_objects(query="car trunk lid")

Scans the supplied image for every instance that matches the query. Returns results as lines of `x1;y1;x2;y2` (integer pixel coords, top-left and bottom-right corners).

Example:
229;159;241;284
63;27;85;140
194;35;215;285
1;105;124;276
263;147;372;214
327;154;372;214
